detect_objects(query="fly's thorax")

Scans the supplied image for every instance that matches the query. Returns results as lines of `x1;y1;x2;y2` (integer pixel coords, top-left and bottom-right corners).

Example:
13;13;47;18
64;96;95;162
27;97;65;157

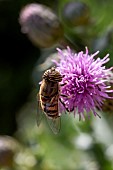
40;79;59;97
43;67;63;82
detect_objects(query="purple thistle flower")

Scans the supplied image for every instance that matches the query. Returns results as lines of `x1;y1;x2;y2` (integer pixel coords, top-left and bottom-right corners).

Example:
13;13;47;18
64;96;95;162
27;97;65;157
54;46;113;119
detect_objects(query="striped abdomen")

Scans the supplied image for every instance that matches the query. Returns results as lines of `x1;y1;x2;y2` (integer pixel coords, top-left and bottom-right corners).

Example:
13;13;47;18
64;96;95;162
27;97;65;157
40;94;59;118
39;79;59;119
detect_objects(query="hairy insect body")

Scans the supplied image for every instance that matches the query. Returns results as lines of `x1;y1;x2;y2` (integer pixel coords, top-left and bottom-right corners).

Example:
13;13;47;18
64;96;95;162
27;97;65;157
39;79;60;119
37;67;63;134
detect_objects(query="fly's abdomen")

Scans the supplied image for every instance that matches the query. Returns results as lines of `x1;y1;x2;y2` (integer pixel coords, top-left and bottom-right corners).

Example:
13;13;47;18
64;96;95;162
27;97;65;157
41;95;59;118
45;103;58;118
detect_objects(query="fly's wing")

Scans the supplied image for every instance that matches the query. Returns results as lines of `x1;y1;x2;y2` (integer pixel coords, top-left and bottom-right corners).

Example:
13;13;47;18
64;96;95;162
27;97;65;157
46;116;61;134
37;93;43;126
47;95;61;134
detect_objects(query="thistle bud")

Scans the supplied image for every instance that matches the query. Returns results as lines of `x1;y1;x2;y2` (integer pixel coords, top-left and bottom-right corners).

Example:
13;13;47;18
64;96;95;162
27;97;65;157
19;3;63;48
0;136;19;167
62;1;90;27
101;72;113;113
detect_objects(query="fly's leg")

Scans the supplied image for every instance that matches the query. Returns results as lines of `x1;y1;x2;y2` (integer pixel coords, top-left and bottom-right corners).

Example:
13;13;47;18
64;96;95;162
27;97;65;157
60;93;74;112
60;94;68;97
59;98;74;112
60;83;66;86
60;81;68;87
60;93;73;99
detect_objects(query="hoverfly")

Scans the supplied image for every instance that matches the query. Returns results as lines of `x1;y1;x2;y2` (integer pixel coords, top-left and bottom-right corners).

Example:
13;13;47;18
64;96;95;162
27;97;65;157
37;67;68;134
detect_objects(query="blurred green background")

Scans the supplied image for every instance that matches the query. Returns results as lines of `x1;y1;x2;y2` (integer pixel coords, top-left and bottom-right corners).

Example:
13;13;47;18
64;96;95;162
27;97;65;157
0;0;113;169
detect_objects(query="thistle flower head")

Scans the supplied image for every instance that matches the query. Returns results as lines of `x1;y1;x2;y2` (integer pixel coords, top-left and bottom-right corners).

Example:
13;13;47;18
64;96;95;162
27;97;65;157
54;47;113;119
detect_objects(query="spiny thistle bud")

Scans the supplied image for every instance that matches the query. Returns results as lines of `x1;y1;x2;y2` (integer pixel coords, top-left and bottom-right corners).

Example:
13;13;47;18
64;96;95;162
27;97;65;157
19;3;63;48
101;72;113;113
102;96;113;113
62;1;90;27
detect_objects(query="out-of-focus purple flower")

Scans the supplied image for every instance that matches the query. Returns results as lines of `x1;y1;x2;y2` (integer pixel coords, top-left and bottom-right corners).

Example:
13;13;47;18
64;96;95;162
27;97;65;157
19;3;63;48
54;47;113;119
